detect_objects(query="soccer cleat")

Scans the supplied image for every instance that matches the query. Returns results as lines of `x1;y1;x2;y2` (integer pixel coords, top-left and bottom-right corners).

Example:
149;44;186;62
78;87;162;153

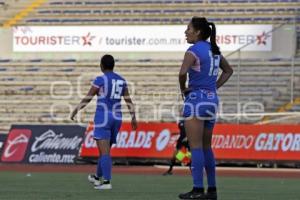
178;188;206;199
94;183;112;190
205;191;217;200
88;174;101;186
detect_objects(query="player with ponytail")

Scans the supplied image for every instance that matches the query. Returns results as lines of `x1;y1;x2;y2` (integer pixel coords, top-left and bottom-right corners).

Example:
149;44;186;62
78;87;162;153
178;17;233;200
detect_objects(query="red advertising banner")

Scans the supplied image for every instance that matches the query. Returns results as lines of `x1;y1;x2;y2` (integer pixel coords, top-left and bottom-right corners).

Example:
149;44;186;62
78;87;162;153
213;124;300;161
80;122;179;158
1;129;31;162
80;123;300;161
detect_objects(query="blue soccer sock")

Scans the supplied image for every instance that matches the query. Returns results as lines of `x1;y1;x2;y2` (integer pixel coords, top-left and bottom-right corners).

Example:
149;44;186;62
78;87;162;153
100;154;112;181
191;148;204;189
204;148;216;188
96;156;103;178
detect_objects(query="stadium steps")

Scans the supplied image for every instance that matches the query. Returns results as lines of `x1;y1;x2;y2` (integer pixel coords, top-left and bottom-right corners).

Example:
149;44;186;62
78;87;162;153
16;0;299;25
1;59;299;131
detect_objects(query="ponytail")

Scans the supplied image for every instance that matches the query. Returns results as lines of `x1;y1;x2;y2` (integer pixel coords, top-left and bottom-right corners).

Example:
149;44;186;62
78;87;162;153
190;17;221;55
208;22;221;55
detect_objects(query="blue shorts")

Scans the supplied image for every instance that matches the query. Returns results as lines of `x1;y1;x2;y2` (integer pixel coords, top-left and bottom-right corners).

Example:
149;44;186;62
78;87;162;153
93;111;122;144
183;89;218;129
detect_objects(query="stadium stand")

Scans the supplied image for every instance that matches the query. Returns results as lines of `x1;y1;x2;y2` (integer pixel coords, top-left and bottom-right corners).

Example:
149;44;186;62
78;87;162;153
0;58;300;131
0;0;299;25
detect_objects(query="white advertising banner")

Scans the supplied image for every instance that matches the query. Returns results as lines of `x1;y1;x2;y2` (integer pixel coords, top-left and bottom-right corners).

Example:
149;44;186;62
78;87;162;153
13;25;272;52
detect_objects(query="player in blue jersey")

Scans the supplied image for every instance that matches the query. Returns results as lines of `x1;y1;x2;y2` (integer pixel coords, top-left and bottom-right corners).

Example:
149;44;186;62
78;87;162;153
178;17;233;200
71;54;137;190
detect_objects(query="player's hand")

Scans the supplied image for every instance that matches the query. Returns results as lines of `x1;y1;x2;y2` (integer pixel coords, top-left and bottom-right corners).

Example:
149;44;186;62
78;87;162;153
70;109;77;121
131;117;137;130
181;88;192;100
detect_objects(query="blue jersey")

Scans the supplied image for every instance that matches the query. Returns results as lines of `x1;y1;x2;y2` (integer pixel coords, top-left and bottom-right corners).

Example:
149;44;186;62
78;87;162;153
183;41;220;127
92;71;127;116
187;41;221;92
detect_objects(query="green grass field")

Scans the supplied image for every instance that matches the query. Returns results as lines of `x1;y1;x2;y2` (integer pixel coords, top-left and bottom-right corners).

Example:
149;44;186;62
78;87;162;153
0;172;300;200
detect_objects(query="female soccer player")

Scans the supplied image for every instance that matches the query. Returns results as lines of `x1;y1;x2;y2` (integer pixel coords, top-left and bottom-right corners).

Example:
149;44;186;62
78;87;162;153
178;17;233;199
71;54;137;190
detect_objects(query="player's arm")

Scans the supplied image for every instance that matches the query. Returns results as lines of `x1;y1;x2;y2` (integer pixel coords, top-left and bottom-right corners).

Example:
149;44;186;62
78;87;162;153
216;56;233;89
123;87;137;130
70;86;99;120
179;52;196;97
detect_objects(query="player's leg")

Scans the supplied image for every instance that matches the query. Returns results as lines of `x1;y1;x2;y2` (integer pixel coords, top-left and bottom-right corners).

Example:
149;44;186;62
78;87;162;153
186;118;205;189
163;124;187;176
87;136;102;185
203;123;217;200
94;114;122;189
163;150;177;176
93;113;113;190
94;139;112;190
90;113;107;184
88;127;106;186
168;153;176;173
202;94;218;200
179;117;206;199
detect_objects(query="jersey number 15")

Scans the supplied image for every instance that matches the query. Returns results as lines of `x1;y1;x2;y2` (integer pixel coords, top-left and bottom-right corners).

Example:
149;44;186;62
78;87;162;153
110;79;124;99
